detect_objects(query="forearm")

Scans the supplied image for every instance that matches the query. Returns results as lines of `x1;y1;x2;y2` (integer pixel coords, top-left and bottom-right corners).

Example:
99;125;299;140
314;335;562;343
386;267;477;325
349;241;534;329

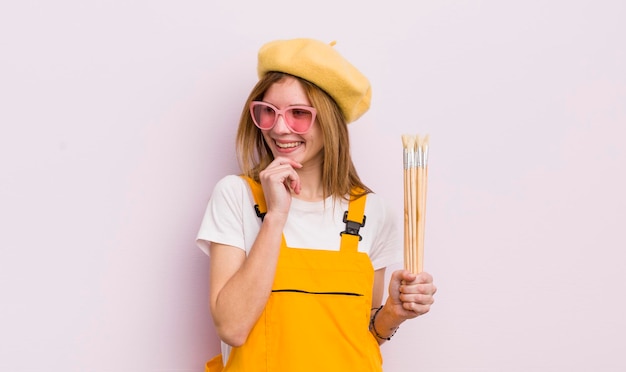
211;213;286;346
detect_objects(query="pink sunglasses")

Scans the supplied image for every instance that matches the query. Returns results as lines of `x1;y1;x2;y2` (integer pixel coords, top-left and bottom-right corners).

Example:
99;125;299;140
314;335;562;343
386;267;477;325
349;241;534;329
249;101;317;134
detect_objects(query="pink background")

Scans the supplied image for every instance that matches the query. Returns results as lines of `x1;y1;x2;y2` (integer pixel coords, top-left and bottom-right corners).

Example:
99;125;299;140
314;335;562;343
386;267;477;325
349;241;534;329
1;1;625;371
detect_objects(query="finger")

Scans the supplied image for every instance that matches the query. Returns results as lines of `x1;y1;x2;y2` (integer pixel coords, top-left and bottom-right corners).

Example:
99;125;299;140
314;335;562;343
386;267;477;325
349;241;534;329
415;271;433;284
284;173;300;195
397;270;417;285
402;271;433;286
403;301;433;316
290;178;301;194
272;157;302;169
392;270;417;289
388;270;406;302
399;292;435;306
261;165;300;186
400;279;433;295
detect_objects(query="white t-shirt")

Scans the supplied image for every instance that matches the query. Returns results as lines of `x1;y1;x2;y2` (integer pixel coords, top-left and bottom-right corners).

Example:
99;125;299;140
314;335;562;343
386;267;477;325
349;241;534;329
196;175;402;270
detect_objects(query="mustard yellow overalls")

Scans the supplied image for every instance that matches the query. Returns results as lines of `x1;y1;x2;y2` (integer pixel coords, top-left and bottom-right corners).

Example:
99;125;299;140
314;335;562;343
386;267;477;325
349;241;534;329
206;176;382;371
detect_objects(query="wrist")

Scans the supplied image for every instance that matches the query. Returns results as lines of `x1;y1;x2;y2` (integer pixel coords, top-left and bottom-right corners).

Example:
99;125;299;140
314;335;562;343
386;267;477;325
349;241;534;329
261;211;288;226
369;305;400;341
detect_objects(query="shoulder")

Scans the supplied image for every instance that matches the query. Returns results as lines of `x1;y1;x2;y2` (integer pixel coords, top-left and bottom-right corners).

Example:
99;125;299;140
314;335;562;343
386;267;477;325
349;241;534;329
363;192;389;214
362;192;398;232
207;175;256;213
196;175;256;256
214;174;248;190
211;175;250;198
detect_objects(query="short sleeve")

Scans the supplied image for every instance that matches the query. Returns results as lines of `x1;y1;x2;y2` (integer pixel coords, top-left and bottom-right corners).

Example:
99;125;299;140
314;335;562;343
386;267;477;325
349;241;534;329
366;194;403;271
196;175;250;256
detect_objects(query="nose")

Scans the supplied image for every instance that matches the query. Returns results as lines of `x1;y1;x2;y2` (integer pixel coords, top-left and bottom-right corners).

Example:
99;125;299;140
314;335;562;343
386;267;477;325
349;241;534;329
272;113;292;133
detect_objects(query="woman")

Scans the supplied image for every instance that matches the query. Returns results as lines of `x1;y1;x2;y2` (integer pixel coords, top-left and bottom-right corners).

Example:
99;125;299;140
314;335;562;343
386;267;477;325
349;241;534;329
197;38;436;371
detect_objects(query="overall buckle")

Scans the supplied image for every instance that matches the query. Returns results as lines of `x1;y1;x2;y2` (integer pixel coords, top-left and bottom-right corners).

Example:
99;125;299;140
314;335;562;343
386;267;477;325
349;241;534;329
340;211;366;241
254;204;266;221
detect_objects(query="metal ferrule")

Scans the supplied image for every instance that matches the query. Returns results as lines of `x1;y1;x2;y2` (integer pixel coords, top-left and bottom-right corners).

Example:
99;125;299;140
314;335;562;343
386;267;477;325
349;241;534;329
417;146;423;168
403;148;412;169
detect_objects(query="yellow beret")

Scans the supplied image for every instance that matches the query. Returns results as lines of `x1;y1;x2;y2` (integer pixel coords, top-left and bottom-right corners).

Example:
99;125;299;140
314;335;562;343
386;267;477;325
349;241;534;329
257;38;371;123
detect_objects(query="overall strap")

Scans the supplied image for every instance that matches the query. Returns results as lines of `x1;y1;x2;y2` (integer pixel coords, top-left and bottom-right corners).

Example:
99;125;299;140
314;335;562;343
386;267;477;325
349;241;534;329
340;189;367;252
241;175;267;221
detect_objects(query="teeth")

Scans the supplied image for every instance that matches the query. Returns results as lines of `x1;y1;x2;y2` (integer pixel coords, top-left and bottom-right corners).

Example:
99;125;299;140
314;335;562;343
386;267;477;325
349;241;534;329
276;141;301;148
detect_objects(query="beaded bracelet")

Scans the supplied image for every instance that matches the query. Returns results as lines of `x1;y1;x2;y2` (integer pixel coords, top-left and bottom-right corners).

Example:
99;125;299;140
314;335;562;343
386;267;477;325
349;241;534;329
369;305;399;341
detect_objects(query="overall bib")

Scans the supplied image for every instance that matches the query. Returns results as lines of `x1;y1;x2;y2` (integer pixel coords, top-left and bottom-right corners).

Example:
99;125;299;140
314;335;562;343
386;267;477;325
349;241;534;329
205;177;382;371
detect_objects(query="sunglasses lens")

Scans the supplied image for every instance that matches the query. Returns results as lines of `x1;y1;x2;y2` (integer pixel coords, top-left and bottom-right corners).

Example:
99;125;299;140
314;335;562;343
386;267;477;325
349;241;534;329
285;108;314;133
251;104;277;129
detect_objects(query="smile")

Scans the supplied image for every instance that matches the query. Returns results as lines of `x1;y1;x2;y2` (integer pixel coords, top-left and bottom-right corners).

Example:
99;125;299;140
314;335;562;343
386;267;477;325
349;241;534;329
275;140;302;149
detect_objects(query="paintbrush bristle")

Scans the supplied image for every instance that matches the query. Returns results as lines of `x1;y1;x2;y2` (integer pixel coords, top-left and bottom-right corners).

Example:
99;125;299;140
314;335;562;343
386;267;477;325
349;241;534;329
406;135;415;150
401;134;411;148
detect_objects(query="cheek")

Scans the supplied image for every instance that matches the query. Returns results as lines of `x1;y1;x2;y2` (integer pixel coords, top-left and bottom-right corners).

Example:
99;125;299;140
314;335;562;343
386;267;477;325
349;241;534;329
304;134;324;154
306;124;324;143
